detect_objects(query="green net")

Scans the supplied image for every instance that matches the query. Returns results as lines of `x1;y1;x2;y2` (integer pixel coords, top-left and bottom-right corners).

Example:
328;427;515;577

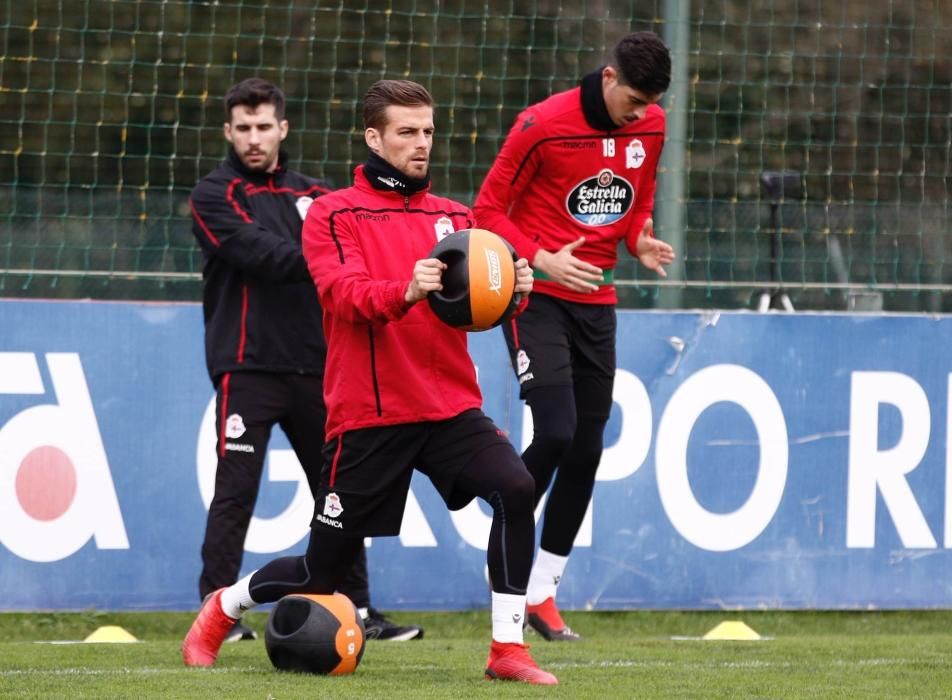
1;0;949;310
669;0;952;312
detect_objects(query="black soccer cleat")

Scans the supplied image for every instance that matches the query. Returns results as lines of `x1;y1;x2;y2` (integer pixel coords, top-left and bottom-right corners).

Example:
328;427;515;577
224;620;257;643
526;597;581;642
364;607;424;641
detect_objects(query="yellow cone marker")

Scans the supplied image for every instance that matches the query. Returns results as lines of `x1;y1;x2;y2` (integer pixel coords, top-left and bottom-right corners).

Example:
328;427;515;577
702;620;761;641
83;625;138;643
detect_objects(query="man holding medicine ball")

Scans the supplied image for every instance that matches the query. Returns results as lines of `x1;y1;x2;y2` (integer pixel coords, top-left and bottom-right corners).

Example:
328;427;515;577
183;78;557;685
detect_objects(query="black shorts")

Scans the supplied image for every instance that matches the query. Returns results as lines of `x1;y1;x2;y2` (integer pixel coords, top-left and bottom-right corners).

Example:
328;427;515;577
502;293;617;400
311;408;517;537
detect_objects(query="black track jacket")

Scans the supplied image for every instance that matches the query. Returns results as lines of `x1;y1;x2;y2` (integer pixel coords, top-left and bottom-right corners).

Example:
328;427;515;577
190;148;332;383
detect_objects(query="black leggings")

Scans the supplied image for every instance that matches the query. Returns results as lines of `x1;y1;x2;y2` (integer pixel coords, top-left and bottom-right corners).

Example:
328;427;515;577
247;442;536;602
522;383;612;556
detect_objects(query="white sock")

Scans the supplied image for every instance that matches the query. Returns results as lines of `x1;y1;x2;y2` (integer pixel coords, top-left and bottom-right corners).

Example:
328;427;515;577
491;591;526;644
219;573;258;619
526;549;568;606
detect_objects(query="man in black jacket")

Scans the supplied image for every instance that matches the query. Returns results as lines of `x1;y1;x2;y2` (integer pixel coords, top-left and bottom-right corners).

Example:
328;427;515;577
189;77;421;642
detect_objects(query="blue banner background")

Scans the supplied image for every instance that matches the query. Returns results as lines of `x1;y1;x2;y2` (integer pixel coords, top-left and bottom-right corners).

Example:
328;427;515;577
1;300;950;610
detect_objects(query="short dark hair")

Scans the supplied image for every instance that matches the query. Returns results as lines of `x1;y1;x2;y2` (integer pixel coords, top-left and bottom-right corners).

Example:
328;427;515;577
224;78;286;122
362;80;433;131
611;31;671;96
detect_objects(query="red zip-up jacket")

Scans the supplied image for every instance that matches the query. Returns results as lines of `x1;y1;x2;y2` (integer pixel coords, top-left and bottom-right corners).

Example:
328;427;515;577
474;74;666;305
302;166;482;440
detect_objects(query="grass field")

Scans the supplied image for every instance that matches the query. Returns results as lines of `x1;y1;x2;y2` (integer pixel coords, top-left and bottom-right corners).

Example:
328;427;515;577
2;609;952;698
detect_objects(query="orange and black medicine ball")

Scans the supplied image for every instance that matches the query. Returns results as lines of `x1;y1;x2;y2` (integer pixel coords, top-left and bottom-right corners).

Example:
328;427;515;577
427;228;520;332
264;593;365;675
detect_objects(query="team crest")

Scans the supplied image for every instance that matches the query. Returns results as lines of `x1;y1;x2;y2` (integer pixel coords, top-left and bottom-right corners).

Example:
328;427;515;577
434;216;455;241
626;139;647;169
323;492;344;518
225;413;246;439
516;349;531;375
295;195;314;220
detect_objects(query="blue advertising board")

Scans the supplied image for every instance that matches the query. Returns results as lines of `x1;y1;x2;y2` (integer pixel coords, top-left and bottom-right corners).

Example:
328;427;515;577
1;299;950;610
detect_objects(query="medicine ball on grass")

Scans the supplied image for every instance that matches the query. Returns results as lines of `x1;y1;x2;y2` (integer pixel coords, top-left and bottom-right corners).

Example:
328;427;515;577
427;228;520;332
265;593;365;675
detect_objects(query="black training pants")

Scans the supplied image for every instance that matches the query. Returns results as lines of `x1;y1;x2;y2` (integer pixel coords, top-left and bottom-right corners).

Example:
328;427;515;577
198;371;370;607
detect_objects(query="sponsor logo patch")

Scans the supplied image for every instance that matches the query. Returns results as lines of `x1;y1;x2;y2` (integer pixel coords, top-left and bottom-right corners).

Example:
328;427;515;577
485;248;502;294
315;513;343;529
565;168;634;227
376;176;403;189
224;443;255;453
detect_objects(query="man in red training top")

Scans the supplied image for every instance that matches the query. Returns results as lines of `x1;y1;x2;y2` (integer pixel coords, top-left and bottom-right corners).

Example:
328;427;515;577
474;31;676;641
189;77;421;643
183;79;557;685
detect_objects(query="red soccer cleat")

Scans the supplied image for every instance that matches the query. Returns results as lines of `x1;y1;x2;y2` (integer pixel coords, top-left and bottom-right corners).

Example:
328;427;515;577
484;640;558;685
526;597;581;641
182;588;238;667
